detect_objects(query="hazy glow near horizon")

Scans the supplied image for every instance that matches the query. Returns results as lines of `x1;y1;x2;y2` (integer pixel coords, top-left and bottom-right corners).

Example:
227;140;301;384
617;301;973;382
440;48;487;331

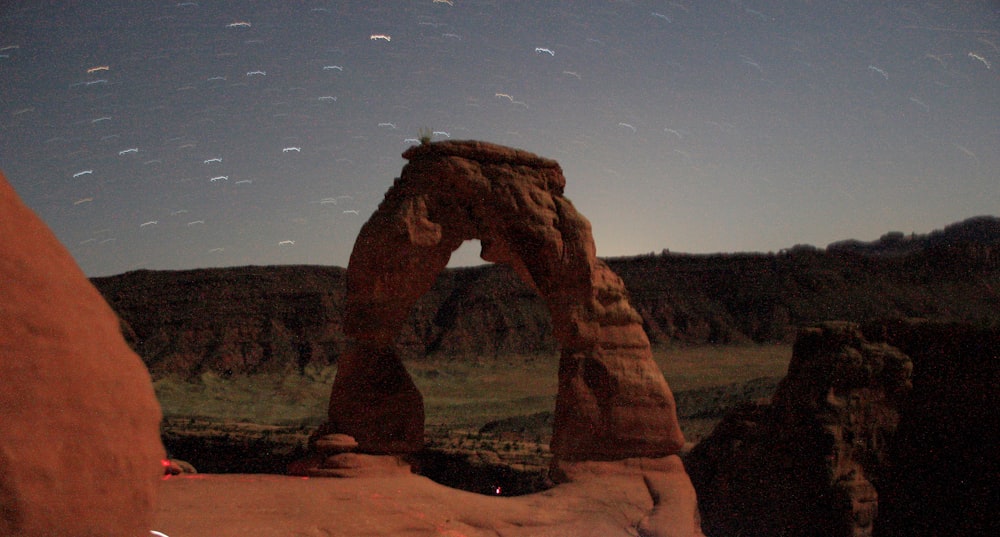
1;1;997;276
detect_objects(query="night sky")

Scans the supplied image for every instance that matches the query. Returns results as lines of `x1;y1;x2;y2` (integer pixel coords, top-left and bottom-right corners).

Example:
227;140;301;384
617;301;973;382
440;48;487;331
1;1;997;277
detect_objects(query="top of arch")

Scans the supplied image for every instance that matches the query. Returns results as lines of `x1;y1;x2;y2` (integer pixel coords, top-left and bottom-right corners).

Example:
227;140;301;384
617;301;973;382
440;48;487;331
402;140;562;170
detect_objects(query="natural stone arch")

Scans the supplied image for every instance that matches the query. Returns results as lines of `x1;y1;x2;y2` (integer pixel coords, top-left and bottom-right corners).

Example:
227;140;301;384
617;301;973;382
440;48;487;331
313;141;685;466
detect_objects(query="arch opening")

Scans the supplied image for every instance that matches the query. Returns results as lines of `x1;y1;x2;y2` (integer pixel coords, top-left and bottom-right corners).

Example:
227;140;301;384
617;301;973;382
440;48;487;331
446;239;486;268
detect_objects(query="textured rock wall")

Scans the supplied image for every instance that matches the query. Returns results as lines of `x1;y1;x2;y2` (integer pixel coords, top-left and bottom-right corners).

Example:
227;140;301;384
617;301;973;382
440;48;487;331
0;172;164;536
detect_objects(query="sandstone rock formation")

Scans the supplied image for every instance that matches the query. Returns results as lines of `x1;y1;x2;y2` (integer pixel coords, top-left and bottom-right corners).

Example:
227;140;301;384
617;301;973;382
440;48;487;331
164;458;198;476
687;320;999;537
0;171;165;536
155;464;703;537
310;140;686;466
687;322;911;536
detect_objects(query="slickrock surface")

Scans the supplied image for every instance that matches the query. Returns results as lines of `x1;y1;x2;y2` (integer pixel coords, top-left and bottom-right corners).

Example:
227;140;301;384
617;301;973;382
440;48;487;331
0;171;165;536
156;456;701;537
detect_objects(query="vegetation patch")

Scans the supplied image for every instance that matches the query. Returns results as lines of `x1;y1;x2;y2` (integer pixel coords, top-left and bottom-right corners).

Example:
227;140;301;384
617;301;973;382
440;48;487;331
156;345;792;483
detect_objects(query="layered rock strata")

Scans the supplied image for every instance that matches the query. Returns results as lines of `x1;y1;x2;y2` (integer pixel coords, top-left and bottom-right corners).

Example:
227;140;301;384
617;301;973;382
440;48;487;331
688;322;910;536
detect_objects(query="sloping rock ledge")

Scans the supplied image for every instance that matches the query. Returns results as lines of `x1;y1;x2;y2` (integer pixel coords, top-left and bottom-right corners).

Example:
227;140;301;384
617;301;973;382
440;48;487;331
155;456;700;537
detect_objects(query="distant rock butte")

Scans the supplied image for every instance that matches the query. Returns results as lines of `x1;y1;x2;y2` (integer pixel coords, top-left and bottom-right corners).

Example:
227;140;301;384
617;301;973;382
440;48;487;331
306;140;686;467
0;171;164;536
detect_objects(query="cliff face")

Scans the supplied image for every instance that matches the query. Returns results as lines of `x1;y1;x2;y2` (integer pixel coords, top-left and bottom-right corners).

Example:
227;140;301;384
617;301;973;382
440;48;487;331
94;266;350;377
399;265;555;358
94;264;558;378
92;217;1000;378
607;236;1000;345
686;322;912;537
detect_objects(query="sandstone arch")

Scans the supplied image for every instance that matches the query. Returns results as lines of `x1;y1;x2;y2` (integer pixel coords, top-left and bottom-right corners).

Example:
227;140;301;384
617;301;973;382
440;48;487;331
315;141;685;465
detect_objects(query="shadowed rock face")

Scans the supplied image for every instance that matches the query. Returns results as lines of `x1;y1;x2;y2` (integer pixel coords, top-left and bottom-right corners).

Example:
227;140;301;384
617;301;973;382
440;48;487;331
314;140;685;463
869;320;999;537
687;322;912;537
688;320;999;537
0;172;165;536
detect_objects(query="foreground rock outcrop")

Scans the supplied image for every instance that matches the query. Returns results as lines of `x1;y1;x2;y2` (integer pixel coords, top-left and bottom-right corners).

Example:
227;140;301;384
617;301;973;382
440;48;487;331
0;172;165;536
687;320;999;537
157;458;700;537
871;320;998;537
308;140;686;467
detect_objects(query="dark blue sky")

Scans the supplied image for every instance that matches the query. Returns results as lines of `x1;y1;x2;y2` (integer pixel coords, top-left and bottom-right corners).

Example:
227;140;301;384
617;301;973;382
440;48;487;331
2;1;997;276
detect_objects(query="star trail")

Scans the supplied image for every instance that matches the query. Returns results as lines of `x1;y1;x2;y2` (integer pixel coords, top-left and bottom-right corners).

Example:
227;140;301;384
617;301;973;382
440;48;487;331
1;1;997;276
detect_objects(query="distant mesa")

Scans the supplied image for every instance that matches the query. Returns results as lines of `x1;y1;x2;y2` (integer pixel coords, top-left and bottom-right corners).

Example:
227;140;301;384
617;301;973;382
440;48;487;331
827;215;1000;256
91;214;1000;382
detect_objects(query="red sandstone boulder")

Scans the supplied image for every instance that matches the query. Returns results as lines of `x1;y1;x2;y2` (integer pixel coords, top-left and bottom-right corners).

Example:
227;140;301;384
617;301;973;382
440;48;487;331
0;171;165;536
